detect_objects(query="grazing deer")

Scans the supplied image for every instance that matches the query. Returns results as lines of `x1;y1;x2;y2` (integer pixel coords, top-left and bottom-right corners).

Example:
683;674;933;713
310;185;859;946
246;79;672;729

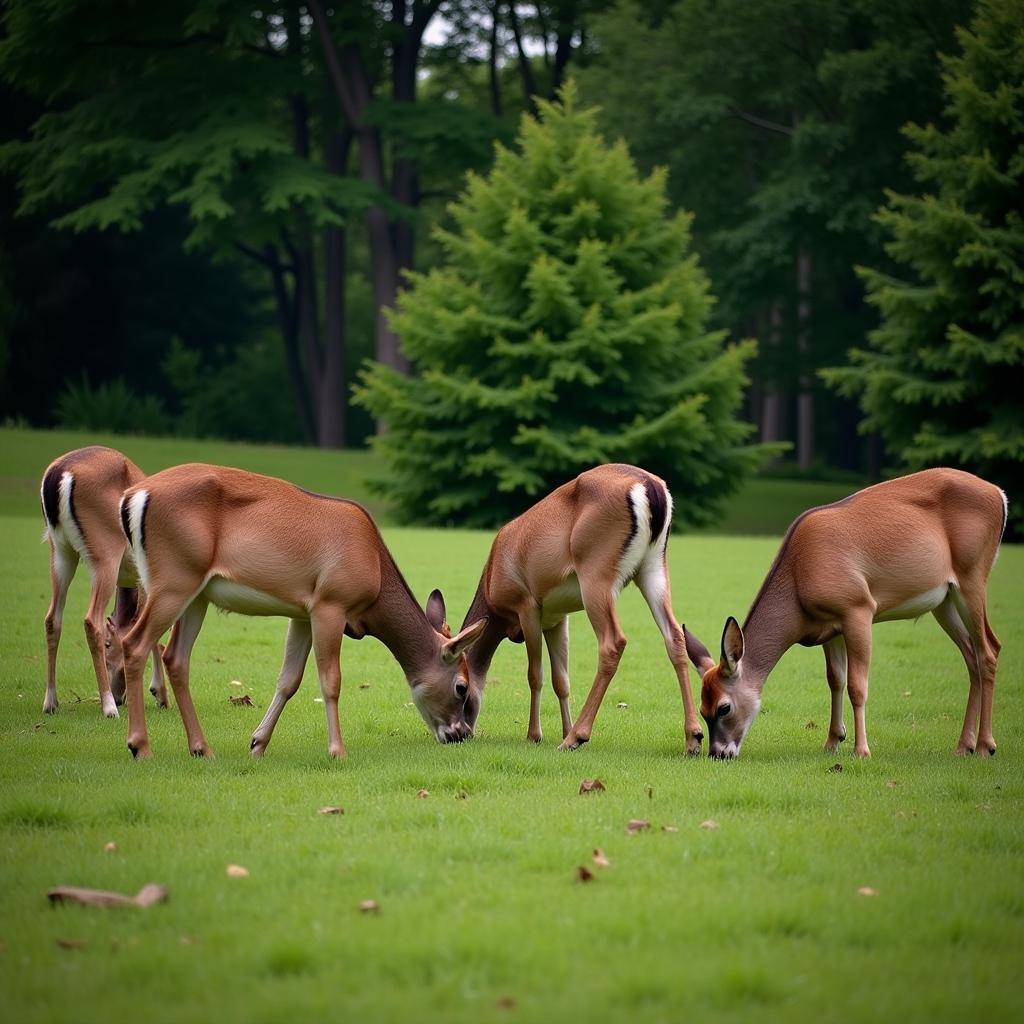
456;464;703;753
40;447;167;718
687;468;1006;759
116;463;487;759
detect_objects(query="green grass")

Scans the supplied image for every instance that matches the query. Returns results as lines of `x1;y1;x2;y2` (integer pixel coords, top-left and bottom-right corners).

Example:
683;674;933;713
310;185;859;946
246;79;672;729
1;430;1022;1023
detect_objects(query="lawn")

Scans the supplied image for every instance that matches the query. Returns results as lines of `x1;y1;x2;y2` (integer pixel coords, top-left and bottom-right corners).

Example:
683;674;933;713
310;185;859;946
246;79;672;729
0;430;1021;1024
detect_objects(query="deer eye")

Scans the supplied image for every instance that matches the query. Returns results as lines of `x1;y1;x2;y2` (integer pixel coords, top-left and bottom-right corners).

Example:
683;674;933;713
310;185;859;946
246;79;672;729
104;640;112;649
455;680;468;700
717;702;732;719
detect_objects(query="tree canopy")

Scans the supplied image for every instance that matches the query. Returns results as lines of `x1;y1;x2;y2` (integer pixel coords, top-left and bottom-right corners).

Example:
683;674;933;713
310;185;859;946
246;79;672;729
824;0;1024;535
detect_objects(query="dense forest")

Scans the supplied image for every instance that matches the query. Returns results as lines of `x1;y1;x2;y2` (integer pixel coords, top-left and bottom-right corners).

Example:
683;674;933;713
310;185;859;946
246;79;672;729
1;1;1021;523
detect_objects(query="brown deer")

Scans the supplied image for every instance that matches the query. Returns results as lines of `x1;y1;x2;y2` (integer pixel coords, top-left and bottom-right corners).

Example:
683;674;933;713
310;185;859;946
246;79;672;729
40;447;167;718
116;463;487;759
455;464;703;753
687;468;1007;759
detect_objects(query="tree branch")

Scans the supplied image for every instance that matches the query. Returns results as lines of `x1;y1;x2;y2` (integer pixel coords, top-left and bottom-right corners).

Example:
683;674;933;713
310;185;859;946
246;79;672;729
308;0;360;125
233;241;294;273
732;108;795;137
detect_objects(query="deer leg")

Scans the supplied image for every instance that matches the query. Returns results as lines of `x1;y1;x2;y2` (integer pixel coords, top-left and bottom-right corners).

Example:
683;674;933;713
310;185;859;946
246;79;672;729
121;590;195;760
43;539;78;715
544;617;573;740
162;598;213;757
251;619;313;758
842;611;873;759
822;635;848;752
636;552;703;755
82;564;120;719
950;581;999;757
932;594;982;755
149;641;169;708
311;606;347;759
559;583;626;751
520;607;545;743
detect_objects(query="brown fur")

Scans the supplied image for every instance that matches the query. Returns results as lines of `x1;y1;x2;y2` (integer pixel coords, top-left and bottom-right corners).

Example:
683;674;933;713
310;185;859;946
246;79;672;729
461;464;703;752
40;447;166;717
696;468;1006;759
117;464;486;759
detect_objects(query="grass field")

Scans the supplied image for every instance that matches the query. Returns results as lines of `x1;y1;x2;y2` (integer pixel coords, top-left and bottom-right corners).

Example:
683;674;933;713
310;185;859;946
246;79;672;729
0;430;1021;1023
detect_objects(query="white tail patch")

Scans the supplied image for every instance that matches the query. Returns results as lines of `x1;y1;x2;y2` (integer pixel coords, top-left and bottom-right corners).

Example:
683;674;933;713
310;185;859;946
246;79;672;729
614;483;653;595
125;490;151;591
55;472;90;566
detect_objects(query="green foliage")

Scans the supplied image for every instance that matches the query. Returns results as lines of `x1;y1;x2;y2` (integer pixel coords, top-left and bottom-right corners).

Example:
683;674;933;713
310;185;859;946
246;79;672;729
357;83;767;527
824;0;1024;534
56;375;169;436
579;0;971;469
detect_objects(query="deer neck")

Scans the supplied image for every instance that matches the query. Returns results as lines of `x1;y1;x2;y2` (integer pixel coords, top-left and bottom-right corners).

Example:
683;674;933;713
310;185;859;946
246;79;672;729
462;578;510;687
741;568;803;692
361;554;439;683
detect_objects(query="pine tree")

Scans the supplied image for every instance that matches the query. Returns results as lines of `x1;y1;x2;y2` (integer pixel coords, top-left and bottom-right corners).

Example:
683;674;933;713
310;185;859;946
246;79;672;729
355;84;767;527
824;0;1024;534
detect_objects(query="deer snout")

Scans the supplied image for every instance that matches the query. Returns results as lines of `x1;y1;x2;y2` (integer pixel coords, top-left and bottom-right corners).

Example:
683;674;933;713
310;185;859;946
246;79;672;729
437;720;474;744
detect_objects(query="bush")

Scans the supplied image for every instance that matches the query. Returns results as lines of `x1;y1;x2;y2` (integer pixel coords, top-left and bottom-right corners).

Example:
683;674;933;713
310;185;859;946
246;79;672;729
356;83;770;528
56;374;169;435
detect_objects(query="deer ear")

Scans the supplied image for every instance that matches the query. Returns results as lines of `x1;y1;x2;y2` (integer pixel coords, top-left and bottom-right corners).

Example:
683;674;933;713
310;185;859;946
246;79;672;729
683;625;716;674
425;589;446;631
720;617;744;676
442;618;488;665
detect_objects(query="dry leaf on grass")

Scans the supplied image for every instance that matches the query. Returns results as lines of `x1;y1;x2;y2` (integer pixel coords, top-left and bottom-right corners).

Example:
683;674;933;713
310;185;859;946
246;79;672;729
576;865;595;882
359;683;371;690
229;680;243;687
496;997;517;1010
47;883;168;909
103;842;118;853
699;819;719;830
228;694;254;707
885;780;899;789
646;785;653;800
616;702;628;709
456;791;468;800
179;935;199;946
626;819;650;834
416;789;430;799
56;937;87;950
857;886;878;897
225;864;249;879
578;778;606;795
902;690;912;697
317;806;345;815
661;825;679;833
805;721;818;730
359;900;379;913
828;763;843;773
592;848;610;868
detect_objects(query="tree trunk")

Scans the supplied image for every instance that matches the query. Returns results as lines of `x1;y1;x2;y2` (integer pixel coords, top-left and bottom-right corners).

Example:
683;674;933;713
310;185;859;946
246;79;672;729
319;128;352;449
761;302;785;458
508;2;539;115
796;250;814;470
489;2;503;116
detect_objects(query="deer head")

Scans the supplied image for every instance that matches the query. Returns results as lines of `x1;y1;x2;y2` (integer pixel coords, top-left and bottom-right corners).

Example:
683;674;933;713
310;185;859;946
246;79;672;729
420;589;486;742
700;617;761;759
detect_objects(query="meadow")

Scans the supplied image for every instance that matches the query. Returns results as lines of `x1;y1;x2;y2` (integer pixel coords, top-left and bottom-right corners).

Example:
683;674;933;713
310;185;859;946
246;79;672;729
0;429;1021;1023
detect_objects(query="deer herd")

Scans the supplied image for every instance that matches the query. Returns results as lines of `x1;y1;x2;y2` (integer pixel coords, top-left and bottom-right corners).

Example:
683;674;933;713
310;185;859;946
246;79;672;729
40;445;1007;762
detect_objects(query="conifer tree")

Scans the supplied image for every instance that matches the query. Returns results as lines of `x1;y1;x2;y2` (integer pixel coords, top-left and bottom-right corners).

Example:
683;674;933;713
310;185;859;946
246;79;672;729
825;0;1024;534
356;83;766;527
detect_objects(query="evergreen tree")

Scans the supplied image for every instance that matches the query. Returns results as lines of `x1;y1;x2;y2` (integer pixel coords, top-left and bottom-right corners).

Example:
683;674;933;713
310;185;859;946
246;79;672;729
824;0;1024;535
356;84;768;527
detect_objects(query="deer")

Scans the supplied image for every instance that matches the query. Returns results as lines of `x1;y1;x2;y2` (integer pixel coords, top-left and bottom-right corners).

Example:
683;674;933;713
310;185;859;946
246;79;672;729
40;446;167;718
455;464;704;754
115;463;488;760
686;468;1007;760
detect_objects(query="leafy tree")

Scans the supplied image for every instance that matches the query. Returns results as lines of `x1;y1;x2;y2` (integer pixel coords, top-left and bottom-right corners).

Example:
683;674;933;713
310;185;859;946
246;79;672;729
824;0;1024;535
579;0;970;472
356;84;768;527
